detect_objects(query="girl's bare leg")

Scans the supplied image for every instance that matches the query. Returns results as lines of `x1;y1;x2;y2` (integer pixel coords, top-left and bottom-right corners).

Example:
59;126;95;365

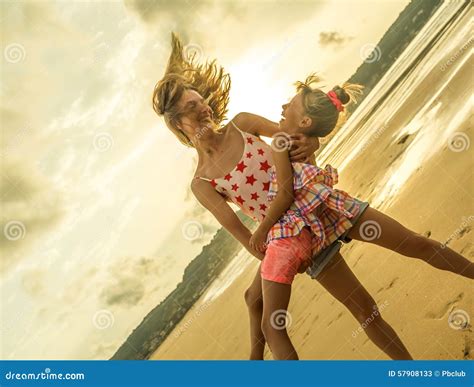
245;254;412;359
348;207;474;279
244;264;265;360
316;253;413;360
261;279;298;360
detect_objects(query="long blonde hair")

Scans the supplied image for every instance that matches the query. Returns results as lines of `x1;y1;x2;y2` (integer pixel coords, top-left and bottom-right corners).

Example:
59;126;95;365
152;33;231;147
295;73;364;137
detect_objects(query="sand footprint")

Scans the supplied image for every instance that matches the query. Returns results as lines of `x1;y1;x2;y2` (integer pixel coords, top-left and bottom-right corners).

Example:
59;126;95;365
424;292;464;320
376;277;399;294
444;223;472;248
462;335;472;359
351;254;364;269
327;312;344;327
460;242;473;258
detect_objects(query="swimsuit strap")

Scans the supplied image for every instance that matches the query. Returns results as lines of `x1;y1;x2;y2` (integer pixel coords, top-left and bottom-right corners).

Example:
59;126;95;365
231;120;249;144
194;175;212;182
230;120;241;132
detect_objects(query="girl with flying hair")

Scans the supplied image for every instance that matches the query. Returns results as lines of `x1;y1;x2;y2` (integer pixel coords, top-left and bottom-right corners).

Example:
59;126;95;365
152;34;473;360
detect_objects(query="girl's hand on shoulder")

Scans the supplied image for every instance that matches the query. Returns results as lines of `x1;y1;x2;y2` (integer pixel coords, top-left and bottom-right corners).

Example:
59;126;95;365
289;133;319;162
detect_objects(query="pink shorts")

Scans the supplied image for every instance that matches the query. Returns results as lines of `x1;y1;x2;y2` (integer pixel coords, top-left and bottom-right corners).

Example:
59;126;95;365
261;227;313;285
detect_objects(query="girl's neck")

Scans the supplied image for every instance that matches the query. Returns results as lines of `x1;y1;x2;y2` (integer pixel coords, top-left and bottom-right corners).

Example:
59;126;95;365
194;127;226;158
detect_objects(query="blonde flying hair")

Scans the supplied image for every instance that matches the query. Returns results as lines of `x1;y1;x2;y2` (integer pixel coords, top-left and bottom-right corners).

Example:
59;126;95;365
152;33;231;147
295;73;364;137
152;35;364;145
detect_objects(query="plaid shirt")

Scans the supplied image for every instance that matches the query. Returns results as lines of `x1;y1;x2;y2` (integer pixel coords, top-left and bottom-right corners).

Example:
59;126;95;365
266;163;360;256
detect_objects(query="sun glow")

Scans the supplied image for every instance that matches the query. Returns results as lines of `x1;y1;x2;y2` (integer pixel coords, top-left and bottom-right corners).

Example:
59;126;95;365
226;57;293;135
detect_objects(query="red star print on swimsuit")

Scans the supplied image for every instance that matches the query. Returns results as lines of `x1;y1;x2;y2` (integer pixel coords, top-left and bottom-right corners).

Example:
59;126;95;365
236;161;247;173
259;160;271;173
195;127;273;223
246;174;257;185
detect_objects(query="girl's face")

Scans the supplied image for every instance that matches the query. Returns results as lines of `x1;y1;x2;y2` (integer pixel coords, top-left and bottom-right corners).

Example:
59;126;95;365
279;93;308;134
176;89;213;139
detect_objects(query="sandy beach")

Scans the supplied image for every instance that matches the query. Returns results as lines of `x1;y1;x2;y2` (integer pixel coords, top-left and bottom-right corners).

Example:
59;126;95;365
150;4;473;361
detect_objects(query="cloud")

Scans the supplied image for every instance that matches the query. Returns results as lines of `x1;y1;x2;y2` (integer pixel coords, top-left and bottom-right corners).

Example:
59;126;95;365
100;277;145;306
124;0;325;54
123;0;205;27
20;269;48;297
91;341;119;359
319;31;353;47
0;159;66;273
0;1;73;41
99;255;164;307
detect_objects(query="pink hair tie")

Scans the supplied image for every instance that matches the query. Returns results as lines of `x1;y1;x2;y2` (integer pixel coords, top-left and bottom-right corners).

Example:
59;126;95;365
326;90;344;112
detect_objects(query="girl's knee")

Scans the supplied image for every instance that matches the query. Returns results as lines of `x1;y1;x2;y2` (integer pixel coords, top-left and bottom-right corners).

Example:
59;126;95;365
244;287;263;311
345;296;380;324
260;319;277;341
402;232;435;257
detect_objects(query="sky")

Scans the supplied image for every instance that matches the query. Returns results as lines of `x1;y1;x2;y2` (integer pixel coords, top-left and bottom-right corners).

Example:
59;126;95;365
0;0;409;359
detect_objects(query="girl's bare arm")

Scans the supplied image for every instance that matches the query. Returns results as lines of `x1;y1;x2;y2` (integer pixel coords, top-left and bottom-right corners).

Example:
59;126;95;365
191;178;264;260
249;140;294;251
